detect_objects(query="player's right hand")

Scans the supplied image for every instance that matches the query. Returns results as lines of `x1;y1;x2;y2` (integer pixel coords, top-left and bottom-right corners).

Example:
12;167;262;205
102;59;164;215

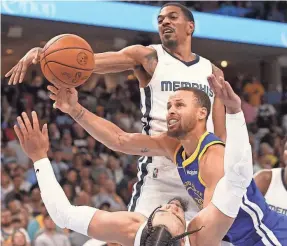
47;85;79;114
5;47;42;85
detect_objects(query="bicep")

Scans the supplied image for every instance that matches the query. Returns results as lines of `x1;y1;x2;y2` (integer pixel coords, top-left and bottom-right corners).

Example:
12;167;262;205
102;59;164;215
93;45;147;74
254;170;271;196
188;203;234;246
118;133;177;159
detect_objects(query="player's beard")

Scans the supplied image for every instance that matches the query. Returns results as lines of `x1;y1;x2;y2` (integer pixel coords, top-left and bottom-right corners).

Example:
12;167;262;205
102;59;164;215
162;37;178;49
167;124;187;139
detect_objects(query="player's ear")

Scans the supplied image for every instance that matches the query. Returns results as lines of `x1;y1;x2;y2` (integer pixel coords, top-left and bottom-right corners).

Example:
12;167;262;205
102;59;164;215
198;107;207;121
187;21;194;35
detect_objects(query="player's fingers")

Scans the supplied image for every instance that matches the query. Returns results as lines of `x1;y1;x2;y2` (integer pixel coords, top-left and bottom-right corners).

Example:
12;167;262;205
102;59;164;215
32;49;40;64
13;62;23;85
224;81;234;99
21;112;33;133
31;111;40;131
17;116;28;137
8;65;18;85
221;79;229;99
6;64;17;78
49;94;57;101
42;123;49;140
47;85;59;95
14;125;24;144
19;65;28;84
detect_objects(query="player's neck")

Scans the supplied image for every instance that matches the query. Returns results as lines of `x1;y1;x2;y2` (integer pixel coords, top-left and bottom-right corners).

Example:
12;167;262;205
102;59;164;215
180;127;206;157
164;42;194;62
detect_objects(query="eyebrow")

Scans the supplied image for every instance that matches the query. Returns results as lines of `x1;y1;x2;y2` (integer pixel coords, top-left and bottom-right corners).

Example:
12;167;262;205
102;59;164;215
157;210;186;227
158;11;179;19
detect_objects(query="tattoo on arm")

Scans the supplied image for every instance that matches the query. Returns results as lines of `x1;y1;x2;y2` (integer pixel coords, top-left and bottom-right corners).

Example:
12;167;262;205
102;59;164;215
141;148;149;153
144;51;158;74
74;107;85;121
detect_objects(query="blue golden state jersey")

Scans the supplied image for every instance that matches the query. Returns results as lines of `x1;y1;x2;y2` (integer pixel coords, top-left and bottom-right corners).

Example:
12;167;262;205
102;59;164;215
175;132;287;246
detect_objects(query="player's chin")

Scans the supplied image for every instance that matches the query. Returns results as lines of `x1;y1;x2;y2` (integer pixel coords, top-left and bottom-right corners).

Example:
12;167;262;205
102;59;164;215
167;126;181;138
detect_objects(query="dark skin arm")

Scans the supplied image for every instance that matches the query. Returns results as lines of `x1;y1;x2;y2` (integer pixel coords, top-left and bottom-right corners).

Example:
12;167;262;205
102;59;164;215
211;64;226;142
5;45;158;86
254;170;272;196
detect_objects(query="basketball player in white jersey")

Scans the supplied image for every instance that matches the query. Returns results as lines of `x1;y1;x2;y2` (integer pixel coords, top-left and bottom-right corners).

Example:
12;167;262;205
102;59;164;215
13;78;252;246
254;141;287;217
6;2;226;222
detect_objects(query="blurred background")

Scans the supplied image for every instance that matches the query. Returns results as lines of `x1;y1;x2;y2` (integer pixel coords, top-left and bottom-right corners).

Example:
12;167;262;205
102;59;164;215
1;1;287;246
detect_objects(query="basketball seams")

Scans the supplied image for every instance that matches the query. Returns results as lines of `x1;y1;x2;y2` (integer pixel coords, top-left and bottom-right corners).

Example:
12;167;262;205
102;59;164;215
40;47;93;63
45;61;94;71
44;62;73;87
42;40;72;87
40;34;94;87
42;34;71;53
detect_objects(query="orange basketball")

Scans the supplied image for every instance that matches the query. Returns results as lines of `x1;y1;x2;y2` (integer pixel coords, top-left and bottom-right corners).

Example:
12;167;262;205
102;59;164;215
40;34;95;88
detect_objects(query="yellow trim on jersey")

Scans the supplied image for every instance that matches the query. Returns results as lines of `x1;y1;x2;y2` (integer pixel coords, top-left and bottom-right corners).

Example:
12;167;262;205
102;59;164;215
198;172;207;187
198;141;225;161
173;144;182;165
182;131;209;168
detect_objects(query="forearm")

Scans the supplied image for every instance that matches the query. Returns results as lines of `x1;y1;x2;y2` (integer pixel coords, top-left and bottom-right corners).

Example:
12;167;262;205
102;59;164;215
68;103;169;156
212;97;226;142
188;204;234;246
225;111;249;164
69;103;126;151
34;158;96;236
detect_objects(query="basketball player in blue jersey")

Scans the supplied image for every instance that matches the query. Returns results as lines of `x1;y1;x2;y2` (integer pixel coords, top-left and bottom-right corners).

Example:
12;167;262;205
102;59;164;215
6;3;227;231
14;79;253;246
46;75;287;246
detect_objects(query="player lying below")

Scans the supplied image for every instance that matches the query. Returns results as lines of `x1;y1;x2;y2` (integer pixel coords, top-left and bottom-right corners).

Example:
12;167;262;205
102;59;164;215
15;98;251;246
45;75;287;246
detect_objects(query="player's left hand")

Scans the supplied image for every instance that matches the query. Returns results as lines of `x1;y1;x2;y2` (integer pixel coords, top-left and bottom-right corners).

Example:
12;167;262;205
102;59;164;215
207;74;241;114
14;111;49;162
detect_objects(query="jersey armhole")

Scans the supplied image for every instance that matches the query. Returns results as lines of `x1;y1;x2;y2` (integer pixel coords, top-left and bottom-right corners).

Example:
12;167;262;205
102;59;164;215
173;144;182;164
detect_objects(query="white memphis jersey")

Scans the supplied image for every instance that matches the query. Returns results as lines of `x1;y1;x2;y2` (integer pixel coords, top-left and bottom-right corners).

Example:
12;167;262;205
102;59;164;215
265;168;287;216
140;44;214;136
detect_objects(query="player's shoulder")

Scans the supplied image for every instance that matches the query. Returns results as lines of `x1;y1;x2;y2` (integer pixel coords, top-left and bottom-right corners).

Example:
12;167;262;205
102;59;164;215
254;169;272;184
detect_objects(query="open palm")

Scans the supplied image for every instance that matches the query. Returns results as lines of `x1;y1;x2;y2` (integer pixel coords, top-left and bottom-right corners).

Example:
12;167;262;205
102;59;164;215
207;75;241;112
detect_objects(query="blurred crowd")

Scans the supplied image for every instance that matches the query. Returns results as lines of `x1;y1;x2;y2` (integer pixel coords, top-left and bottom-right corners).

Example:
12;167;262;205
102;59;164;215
1;68;287;245
1;72;142;246
128;1;287;22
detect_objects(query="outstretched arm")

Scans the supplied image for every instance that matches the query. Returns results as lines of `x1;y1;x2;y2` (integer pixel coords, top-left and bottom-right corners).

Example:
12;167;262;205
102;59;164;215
5;42;157;86
69;103;177;158
211;64;226;142
14;112;145;246
188;76;253;245
48;86;178;159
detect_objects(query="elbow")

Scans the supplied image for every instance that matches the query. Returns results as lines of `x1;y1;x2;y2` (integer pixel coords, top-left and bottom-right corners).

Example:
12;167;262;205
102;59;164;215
108;133;131;153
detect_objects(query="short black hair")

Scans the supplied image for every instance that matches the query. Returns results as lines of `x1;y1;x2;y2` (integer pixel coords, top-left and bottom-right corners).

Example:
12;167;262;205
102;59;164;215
161;2;194;22
176;87;211;120
167;197;188;212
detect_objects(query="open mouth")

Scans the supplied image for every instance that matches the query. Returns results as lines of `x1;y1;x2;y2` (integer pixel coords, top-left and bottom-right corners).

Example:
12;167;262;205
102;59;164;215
163;28;174;34
168;119;179;127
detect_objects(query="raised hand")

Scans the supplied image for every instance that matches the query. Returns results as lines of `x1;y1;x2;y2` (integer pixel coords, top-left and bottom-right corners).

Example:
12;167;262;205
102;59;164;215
14;111;49;162
207;74;241;114
47;85;79;114
5;47;42;85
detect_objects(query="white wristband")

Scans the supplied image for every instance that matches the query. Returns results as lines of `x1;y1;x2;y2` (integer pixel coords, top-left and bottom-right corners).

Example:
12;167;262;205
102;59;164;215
34;158;97;236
